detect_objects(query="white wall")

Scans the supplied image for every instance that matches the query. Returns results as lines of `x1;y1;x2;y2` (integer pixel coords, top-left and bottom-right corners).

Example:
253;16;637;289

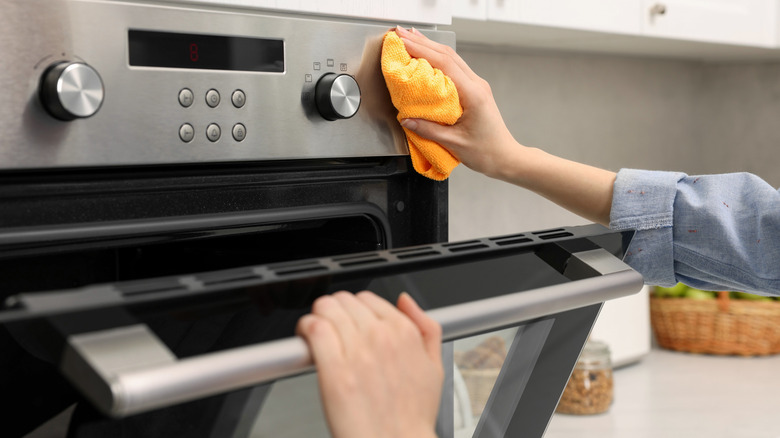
448;45;780;366
448;46;780;239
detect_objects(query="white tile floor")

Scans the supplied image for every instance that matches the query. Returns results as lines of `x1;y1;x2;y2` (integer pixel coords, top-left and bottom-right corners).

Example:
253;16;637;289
544;348;780;438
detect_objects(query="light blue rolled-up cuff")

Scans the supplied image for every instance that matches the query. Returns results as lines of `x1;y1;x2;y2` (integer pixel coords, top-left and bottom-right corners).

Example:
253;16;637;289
609;169;687;287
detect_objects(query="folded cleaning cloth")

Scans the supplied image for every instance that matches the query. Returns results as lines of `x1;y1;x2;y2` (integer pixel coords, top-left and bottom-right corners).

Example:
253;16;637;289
381;30;463;181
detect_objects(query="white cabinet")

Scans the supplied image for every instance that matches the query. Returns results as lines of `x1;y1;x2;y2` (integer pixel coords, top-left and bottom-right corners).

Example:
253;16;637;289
169;0;453;25
489;0;642;35
641;0;777;47
453;0;488;21
448;0;780;59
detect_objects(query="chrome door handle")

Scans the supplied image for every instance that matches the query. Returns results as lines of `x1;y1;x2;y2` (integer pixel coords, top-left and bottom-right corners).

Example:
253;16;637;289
61;248;642;418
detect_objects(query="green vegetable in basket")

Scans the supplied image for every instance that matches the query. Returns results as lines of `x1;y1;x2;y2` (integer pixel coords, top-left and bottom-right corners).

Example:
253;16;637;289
653;283;689;298
683;288;717;300
730;291;773;301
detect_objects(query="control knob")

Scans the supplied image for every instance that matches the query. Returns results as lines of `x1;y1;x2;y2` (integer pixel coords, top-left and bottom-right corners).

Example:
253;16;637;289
315;73;361;121
39;61;104;121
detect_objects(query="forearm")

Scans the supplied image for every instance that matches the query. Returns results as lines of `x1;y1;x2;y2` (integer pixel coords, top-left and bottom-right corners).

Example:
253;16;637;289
496;144;616;227
394;27;616;226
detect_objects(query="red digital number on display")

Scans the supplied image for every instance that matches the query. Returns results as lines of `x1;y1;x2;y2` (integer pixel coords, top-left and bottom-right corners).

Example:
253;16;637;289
189;43;199;62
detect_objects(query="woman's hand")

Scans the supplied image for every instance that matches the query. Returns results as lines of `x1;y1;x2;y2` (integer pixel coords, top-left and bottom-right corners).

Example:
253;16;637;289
394;26;616;226
394;26;522;181
296;291;443;438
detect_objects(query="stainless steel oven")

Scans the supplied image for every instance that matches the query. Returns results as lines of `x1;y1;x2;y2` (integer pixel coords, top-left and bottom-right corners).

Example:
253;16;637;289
0;1;643;437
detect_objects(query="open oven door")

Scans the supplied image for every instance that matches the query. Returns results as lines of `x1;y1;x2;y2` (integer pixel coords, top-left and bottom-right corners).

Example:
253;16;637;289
0;223;642;438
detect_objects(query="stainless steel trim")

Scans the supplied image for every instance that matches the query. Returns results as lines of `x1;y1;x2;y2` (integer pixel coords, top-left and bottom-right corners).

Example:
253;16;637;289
0;0;455;169
62;249;643;417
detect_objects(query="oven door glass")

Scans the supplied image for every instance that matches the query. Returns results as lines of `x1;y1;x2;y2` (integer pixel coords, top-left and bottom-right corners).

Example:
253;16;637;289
0;220;639;438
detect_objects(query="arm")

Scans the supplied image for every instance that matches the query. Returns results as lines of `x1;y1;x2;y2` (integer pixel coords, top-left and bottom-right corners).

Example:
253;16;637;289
612;169;780;295
394;26;616;227
395;27;780;295
296;291;443;438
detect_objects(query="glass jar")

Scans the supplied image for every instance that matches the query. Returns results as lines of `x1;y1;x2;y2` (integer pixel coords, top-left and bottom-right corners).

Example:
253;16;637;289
555;340;614;415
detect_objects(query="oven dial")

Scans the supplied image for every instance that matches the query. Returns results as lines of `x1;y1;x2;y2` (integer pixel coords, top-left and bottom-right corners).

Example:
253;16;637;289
315;73;361;121
39;61;104;121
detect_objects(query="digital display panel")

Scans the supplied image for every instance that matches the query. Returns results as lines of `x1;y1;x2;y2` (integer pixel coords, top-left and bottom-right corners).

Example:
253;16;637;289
128;30;284;72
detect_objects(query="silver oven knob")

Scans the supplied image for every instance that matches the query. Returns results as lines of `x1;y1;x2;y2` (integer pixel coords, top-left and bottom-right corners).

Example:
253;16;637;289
39;61;104;121
315;73;361;121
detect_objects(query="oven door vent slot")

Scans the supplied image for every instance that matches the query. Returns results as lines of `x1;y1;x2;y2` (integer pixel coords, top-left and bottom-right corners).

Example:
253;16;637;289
273;264;328;276
395;250;441;260
118;279;186;296
532;228;565;235
491;235;533;246
198;270;262;286
390;246;441;259
538;232;574;240
333;254;388;268
531;228;576;240
444;243;489;252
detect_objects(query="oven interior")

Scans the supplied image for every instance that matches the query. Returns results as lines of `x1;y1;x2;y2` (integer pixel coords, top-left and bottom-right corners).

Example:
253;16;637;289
0;214;387;296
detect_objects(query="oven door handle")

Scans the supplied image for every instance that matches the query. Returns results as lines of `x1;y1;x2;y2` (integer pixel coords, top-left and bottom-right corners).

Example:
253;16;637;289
61;248;643;418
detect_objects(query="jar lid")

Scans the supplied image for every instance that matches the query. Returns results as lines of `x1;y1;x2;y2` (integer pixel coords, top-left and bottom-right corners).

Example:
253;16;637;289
577;340;611;368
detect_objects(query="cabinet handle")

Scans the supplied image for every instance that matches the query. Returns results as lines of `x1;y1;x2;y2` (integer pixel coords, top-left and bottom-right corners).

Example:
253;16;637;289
650;3;667;16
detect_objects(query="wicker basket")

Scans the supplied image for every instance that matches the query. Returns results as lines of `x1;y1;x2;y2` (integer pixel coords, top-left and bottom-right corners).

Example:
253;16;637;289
650;291;780;356
459;367;501;416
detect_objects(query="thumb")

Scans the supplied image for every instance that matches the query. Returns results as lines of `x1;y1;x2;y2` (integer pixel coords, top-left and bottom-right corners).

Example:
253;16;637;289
396;292;442;362
401;118;459;153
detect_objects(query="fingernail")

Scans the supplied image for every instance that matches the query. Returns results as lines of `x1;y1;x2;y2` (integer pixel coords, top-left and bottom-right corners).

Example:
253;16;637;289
400;118;418;130
399;292;422;310
395;25;410;35
411;27;422;35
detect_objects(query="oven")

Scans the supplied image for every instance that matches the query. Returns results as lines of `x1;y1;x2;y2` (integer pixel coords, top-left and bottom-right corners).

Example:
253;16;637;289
0;1;644;437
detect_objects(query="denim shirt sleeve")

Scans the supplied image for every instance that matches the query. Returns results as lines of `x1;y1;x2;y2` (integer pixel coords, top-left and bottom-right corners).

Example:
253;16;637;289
609;169;780;295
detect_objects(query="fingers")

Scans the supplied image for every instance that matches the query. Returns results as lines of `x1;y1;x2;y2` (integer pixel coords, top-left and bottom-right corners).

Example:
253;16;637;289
309;293;360;349
301;291;442;365
400;118;463;154
296;314;345;370
355;290;401;320
396;292;442;362
394;26;481;84
395;36;471;93
330;291;377;331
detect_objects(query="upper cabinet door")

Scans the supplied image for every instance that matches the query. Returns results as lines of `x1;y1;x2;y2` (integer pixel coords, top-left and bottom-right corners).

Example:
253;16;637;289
641;0;777;47
169;0;453;25
453;0;488;20
488;0;642;35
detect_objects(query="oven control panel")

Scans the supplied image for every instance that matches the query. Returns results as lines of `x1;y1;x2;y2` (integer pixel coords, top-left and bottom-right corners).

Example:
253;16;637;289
0;0;455;170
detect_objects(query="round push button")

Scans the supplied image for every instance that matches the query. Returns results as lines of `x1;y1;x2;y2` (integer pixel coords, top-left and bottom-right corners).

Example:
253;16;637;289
178;88;194;108
179;123;195;142
206;123;221;142
232;123;246;142
205;89;220;108
231;90;246;108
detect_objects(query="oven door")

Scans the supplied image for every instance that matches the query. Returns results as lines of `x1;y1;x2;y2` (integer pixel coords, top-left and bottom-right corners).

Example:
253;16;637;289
0;218;641;438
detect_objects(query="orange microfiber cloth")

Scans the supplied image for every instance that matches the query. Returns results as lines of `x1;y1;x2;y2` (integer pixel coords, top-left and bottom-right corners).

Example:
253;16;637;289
381;30;463;181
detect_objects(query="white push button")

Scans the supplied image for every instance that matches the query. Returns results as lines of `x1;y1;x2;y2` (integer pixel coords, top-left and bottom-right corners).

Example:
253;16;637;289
206;123;221;142
205;89;220;108
178;88;194;108
179;123;194;142
232;123;246;142
231;90;246;108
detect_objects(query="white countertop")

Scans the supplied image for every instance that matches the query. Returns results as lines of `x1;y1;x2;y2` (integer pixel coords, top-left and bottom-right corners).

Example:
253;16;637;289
545;348;780;438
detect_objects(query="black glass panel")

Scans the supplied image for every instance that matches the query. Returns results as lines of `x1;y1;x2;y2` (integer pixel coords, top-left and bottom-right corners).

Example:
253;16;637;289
128;30;284;72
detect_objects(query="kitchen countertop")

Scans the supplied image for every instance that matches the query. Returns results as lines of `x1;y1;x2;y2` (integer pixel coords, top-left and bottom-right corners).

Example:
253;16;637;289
545;348;780;438
26;347;780;438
